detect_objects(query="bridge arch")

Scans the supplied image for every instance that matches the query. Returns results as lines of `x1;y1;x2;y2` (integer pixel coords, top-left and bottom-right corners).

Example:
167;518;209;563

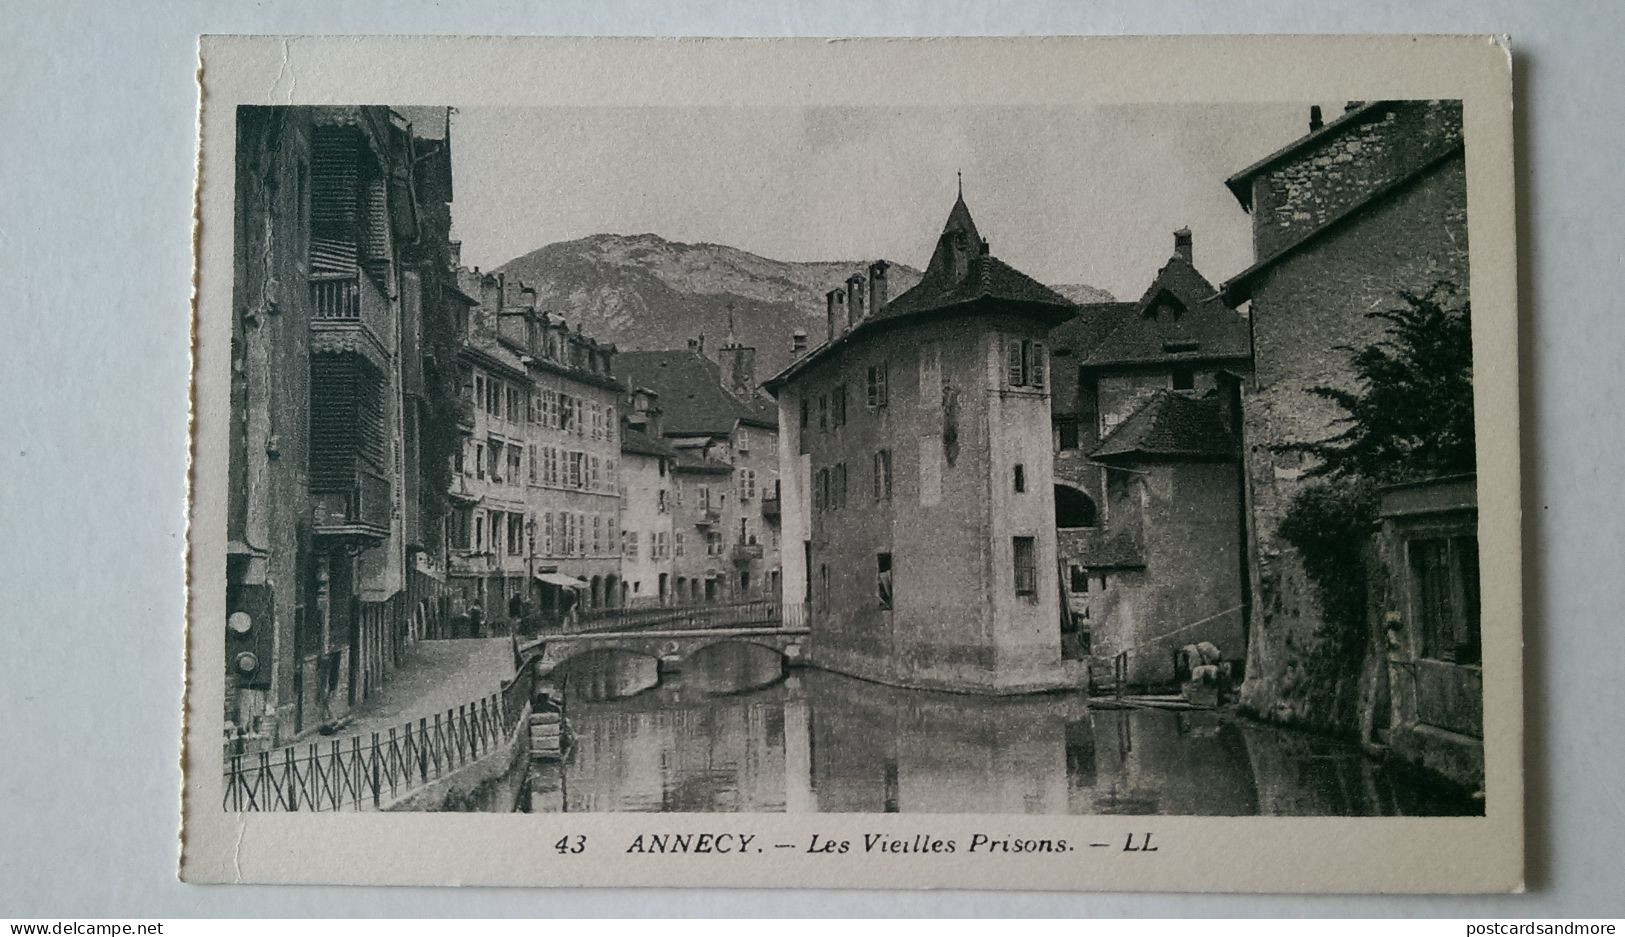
1055;482;1098;529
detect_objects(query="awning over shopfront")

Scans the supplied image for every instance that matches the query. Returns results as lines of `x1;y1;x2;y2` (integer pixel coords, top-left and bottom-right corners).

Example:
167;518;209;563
534;572;589;590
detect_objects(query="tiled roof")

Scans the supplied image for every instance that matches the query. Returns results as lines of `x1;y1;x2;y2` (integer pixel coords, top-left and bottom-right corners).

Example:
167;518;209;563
1050;302;1135;362
1079;256;1250;368
617;349;775;438
1083;528;1147;570
876;253;1075;322
765;193;1074;393
1090;391;1236;462
620;426;680;460
461;332;529;381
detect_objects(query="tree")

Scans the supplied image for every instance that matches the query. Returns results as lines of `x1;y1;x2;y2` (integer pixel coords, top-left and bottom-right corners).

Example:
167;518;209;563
1281;281;1475;484
1274;282;1475;685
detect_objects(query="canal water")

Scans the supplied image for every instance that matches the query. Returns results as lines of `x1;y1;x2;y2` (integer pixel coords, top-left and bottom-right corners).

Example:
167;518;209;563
522;645;1480;816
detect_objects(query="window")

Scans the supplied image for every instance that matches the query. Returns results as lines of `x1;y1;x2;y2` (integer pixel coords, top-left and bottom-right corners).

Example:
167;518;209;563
1069;564;1089;594
448;506;471;550
1006;338;1046;389
558;394;574;433
508;387;523;422
815;468;829;511
542;512;554;556
834;462;847;509
624;531;640;558
1013;464;1026;493
833;384;849;427
799;398;809;430
1013;536;1037;598
1057;418;1080;451
1172;367;1195;391
1411;535;1482;665
877;553;893;609
508;447;522;487
592;515;602;556
818;394;828;431
475;442;485;479
738;468;756;500
707;530;723;556
507;513;523;555
475;375;486;414
487;441;502;482
1055;485;1098;529
453;439;466;475
489;510;504;554
866;362;889;408
873;449;892;501
474;514;485;552
737;428;750;452
675;532;685;557
568;451;584;489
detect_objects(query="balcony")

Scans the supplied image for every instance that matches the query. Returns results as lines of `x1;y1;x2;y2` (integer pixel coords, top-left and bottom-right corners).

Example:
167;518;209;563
694;505;722;526
313;468;392;544
731;541;764;563
309;272;392;368
760;495;780;518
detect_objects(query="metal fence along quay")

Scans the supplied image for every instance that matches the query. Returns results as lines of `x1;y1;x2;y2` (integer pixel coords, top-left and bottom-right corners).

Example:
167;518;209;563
222;669;532;812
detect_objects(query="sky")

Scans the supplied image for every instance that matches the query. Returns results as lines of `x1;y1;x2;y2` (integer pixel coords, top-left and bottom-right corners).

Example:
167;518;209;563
445;103;1338;301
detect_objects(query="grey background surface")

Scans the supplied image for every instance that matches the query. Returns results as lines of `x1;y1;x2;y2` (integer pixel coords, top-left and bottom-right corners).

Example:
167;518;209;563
0;0;1618;918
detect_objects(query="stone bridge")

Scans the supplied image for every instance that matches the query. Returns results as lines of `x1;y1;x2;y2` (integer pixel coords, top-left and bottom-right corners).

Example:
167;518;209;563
521;625;810;678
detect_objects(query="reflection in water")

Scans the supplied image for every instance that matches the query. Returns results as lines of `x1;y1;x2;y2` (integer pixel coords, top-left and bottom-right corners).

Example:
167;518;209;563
527;647;1480;816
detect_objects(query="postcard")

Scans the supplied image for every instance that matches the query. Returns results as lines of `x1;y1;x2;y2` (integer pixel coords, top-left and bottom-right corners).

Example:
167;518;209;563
183;34;1521;891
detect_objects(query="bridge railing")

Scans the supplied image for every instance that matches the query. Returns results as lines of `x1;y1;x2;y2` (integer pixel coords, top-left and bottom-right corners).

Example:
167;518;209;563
221;665;533;812
522;599;807;636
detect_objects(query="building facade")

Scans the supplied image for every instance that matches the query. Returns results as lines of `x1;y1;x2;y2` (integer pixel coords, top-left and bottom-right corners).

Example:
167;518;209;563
1219;100;1470;733
1368;474;1483;792
766;193;1086;694
1046;229;1252;687
619;388;680;605
226;106;458;748
445;270;627;629
618;344;782;604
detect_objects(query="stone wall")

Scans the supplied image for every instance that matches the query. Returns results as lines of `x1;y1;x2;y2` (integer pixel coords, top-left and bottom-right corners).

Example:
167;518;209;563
1250;101;1464;259
1239;155;1469;735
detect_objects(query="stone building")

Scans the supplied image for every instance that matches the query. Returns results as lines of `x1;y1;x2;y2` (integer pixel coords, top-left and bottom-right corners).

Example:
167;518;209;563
670;451;738;602
1218;100;1469;733
1046;229;1252;687
619;387;680;605
765;192;1086;694
618;343;782;603
445;270;626;626
1367;475;1482;791
226;106;458;748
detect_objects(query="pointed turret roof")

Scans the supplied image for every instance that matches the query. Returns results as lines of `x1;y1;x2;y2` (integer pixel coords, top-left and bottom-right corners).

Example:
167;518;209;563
763;190;1075;394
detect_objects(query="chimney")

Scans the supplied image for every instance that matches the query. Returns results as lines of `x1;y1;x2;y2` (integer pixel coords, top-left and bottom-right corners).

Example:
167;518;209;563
1309;105;1323;131
868;260;890;312
825;289;844;342
687;337;699;353
846;274;866;328
791;329;808;355
1344;100;1364;113
1173;227;1193;264
449;241;463;268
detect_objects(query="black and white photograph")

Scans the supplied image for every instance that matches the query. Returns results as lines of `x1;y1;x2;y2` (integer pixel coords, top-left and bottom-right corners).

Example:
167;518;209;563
219;97;1484;818
177;34;1526;893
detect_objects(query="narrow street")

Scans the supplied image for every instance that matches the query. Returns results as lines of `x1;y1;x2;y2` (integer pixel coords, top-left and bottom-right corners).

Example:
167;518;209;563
341;638;517;738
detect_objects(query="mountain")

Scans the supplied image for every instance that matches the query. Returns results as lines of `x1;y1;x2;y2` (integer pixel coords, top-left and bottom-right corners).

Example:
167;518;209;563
493;233;1112;379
